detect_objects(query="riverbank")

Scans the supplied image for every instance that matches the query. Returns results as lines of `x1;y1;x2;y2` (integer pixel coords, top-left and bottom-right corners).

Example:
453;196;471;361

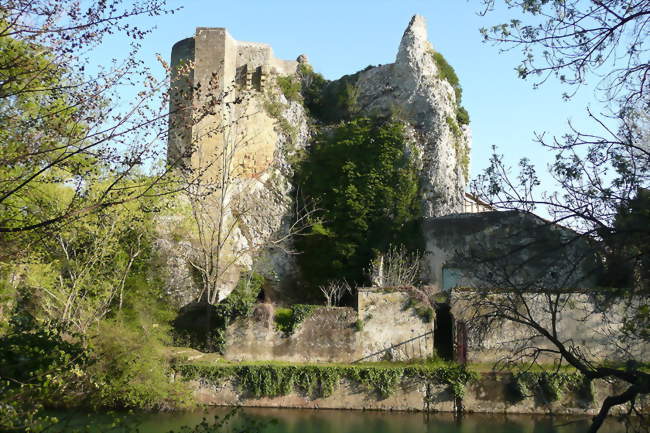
173;359;649;416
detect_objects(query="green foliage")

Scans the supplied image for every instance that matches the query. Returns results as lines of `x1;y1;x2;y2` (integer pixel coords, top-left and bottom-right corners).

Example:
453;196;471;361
430;50;470;126
220;272;266;319
347;366;404;399
297;64;327;116
0;317;88;431
416;306;434;323
299;64;371;123
262;93;297;141
354;319;364;332
295;117;422;291
431;51;462;102
456;106;470;126
446;115;462;139
0;192;194;427
0;25;96;233
88;318;190;410
509;371;589;403
276;75;302;102
445;116;470;180
402;297;434;323
176;362;476;401
274;304;319;335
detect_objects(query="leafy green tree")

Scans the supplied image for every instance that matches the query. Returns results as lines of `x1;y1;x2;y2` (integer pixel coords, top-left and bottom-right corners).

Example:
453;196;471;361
295;117;421;293
0;1;184;236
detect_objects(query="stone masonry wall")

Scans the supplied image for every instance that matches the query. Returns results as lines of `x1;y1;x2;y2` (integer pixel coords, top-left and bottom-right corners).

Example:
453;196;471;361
451;289;650;365
188;373;648;416
224;288;434;363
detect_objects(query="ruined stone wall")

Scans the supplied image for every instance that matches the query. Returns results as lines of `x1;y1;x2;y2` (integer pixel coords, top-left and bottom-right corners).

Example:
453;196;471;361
356;288;434;361
224;306;359;363
169;27;298;182
223;289;434;363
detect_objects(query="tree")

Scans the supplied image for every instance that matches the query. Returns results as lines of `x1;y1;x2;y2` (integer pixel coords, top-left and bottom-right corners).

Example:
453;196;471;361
319;280;352;306
478;0;650;107
0;1;221;428
180;82;317;306
468;1;650;430
0;0;204;239
452;247;649;432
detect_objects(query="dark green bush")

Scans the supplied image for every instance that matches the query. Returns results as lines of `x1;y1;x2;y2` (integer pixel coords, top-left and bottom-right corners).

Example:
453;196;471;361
456;106;470;125
295;117;422;292
299;64;373;123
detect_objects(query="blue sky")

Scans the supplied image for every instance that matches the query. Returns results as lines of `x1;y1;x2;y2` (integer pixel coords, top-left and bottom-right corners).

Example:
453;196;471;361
104;0;608;190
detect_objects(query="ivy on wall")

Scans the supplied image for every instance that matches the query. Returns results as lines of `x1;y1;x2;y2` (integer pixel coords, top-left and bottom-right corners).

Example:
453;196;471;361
177;362;596;406
176;362;476;400
508;371;594;404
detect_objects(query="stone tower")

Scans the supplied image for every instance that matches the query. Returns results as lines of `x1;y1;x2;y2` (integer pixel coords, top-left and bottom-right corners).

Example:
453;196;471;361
167;27;299;181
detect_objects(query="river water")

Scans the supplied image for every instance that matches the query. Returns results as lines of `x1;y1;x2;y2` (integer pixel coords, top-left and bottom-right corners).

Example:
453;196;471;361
55;407;628;433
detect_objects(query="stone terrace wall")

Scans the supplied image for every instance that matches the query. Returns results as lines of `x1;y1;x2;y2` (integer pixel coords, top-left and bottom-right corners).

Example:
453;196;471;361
224;306;359;363
224;288;434;363
356;288;434;361
451;289;650;364
188;372;648;416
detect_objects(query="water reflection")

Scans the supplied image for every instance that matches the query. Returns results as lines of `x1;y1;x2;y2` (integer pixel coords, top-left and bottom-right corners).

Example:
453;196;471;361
128;407;624;433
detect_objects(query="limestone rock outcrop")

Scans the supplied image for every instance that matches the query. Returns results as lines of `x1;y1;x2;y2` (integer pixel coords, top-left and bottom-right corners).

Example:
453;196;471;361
354;15;470;216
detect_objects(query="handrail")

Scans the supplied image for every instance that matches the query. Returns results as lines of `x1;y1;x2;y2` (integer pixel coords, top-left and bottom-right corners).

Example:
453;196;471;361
352;330;434;363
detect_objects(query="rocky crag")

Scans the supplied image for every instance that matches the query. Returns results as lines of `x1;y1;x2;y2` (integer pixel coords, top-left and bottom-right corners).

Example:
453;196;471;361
355;15;470;217
163;15;471;306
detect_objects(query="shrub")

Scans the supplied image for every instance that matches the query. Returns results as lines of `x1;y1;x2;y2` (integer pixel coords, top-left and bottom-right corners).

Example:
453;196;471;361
88;319;191;410
173;272;265;353
276;75;302;102
274;304;318;335
299;64;371;123
273;308;294;334
431;51;462;102
431;50;470;126
456;106;470;125
0;319;89;408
